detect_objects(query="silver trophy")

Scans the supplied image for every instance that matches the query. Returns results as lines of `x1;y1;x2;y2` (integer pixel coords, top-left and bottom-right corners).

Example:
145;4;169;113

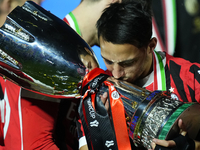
106;77;200;149
0;1;99;99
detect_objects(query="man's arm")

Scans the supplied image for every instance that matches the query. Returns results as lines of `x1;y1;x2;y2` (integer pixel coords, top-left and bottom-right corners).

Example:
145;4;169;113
80;145;88;150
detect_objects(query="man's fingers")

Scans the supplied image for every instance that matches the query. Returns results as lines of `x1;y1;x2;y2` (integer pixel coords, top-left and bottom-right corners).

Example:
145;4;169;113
152;138;176;148
150;141;156;150
180;130;187;136
178;119;184;130
100;92;109;111
105;100;109;111
178;119;187;136
100;92;107;103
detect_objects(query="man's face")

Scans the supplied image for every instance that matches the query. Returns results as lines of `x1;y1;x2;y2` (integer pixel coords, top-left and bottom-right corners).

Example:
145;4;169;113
100;37;153;84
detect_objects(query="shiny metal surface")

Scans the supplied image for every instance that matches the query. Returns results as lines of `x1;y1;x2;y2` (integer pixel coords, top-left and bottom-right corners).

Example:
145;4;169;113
137;97;182;149
0;1;99;98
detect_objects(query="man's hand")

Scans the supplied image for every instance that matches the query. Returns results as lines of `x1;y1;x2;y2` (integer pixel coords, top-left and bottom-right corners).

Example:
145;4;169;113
100;92;109;111
149;119;196;150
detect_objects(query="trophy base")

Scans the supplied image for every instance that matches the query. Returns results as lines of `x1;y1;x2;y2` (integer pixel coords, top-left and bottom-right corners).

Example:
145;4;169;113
132;101;200;149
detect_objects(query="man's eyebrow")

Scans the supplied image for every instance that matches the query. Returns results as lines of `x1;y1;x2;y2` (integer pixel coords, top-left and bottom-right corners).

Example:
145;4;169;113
101;55;136;64
101;55;111;62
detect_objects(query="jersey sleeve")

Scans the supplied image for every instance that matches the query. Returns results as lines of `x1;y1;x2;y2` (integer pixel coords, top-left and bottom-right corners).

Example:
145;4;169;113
189;63;200;103
0;75;60;150
76;118;87;149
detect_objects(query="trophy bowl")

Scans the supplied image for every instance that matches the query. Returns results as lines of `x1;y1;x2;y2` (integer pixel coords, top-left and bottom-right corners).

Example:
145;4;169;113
0;1;99;99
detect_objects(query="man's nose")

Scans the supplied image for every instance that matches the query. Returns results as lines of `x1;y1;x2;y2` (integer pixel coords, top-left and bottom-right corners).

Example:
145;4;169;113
112;64;125;79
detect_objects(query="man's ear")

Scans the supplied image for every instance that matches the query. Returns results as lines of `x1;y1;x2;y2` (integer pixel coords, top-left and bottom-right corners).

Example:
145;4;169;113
148;37;157;52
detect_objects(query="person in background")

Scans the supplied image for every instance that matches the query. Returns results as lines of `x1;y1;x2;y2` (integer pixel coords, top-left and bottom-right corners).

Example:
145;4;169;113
152;0;200;64
63;0;132;47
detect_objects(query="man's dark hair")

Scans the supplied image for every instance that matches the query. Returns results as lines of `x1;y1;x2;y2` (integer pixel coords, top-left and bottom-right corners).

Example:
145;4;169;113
96;0;153;48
